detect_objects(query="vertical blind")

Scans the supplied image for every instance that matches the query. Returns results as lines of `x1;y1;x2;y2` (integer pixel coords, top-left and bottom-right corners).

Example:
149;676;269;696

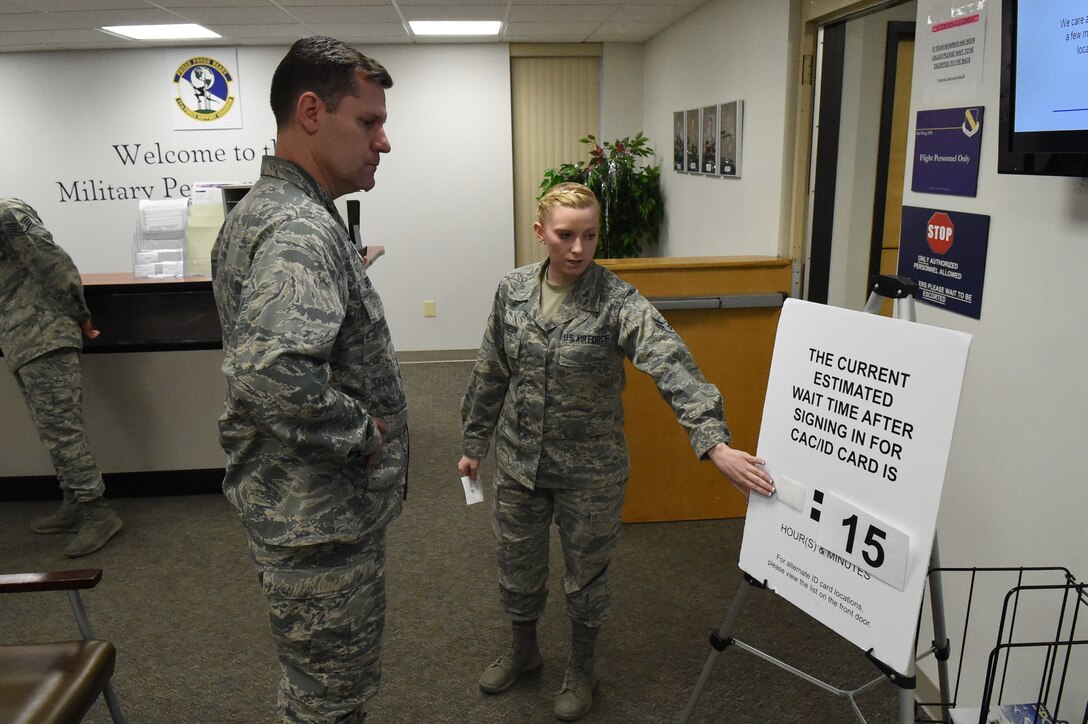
510;51;600;267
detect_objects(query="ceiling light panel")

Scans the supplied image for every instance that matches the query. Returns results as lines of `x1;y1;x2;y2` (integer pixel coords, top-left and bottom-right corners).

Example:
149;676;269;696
100;24;221;40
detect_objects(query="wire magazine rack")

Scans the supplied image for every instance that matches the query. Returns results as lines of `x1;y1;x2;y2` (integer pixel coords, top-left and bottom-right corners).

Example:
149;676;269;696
915;566;1087;724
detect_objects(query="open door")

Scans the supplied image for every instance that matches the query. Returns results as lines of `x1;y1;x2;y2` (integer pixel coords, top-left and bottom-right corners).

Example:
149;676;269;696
868;22;915;316
803;2;917;311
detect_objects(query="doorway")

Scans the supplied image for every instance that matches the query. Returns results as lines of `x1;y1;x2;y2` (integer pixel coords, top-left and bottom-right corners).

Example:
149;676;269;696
804;1;917;312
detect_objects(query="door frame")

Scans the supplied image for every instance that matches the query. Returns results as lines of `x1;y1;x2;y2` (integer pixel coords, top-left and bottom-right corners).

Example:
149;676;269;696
867;21;916;284
804;20;847;304
786;0;916;290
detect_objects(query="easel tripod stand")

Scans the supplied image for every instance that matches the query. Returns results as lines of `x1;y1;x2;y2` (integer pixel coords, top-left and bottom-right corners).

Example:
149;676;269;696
680;276;953;724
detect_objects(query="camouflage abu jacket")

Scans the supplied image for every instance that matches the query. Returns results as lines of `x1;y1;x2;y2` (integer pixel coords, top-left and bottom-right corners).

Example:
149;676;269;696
461;260;730;490
212;156;408;547
0;198;90;371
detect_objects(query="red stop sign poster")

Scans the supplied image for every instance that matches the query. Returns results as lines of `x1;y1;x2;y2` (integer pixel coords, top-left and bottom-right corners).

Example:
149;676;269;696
898;206;990;320
926;212;954;254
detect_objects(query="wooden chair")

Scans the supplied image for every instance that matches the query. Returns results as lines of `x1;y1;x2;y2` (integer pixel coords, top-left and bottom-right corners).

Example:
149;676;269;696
0;569;125;723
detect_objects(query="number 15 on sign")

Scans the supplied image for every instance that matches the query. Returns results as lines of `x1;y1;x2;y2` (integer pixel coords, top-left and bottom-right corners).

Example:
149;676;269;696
812;489;910;591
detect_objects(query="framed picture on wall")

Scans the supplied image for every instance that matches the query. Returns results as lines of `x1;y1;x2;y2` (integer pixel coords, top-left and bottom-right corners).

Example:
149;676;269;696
718;100;743;177
700;104;719;174
673;111;685;171
685;109;700;172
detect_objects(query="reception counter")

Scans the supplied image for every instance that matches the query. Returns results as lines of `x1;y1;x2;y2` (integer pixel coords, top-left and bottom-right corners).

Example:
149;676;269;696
599;256;793;523
79;273;221;353
0;274;226;500
2;260;792;505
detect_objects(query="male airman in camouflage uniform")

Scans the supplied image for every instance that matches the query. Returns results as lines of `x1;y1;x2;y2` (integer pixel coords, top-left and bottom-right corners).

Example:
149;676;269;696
459;183;775;721
211;37;405;723
0;198;122;557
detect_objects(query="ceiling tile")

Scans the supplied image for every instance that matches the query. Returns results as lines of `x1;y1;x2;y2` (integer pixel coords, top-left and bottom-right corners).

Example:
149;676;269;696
0;28;127;44
399;5;508;21
0;13;55;30
4;0;149;9
618;4;693;22
155;0;276;7
586;19;666;41
50;39;152;49
507;0;624;4
507;5;615;23
504;21;598;37
205;23;310;40
0;43;63;50
0;0;711;51
1;8;182;31
395;0;506;5
276;0;389;5
623;0;706;5
170;6;296;24
287;6;401;23
304;22;410;40
503;32;590;42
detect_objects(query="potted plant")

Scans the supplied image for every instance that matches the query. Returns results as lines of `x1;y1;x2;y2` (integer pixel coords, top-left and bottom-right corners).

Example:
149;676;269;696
539;133;664;259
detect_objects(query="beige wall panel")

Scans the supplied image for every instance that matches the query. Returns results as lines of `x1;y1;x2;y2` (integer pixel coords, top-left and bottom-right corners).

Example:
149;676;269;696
511;56;600;266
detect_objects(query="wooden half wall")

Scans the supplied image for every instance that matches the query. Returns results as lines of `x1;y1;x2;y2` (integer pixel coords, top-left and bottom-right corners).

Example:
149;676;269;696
599;256;793;523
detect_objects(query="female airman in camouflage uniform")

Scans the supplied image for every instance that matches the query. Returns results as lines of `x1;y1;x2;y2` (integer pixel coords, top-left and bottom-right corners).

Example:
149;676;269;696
458;183;775;720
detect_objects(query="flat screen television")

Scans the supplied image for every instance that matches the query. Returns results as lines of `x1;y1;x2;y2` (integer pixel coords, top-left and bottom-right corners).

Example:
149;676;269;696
998;0;1088;176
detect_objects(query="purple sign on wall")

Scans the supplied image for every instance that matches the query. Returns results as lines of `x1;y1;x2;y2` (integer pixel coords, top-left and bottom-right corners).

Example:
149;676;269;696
897;206;990;319
912;107;984;196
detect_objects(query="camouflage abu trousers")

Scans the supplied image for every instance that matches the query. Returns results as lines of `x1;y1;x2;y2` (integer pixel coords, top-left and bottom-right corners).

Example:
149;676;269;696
492;468;626;628
250;529;389;724
13;349;105;502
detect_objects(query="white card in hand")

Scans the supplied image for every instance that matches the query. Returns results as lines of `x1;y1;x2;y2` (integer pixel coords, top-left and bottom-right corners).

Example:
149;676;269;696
460;475;484;505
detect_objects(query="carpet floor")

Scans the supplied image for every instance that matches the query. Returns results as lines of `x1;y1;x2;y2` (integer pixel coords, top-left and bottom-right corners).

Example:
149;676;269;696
0;361;901;723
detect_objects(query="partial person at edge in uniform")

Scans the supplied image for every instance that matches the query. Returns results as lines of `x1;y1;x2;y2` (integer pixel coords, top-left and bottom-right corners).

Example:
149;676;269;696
458;182;775;721
0;197;123;558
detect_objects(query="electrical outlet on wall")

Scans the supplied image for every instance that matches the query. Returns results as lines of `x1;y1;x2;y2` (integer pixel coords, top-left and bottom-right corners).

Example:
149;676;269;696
423;300;437;317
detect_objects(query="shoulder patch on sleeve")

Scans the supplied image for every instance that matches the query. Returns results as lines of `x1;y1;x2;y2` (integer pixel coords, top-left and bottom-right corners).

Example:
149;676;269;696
652;311;675;334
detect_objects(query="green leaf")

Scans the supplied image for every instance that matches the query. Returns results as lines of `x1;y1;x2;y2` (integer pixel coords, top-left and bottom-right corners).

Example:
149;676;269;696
538;132;664;259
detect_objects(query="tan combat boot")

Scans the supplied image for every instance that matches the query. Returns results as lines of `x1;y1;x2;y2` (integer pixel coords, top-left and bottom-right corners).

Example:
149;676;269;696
479;619;543;694
64;498;123;558
553;623;599;721
29;490;84;534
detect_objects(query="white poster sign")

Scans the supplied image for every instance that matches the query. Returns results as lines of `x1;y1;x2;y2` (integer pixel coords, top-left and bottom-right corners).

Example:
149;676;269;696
171;49;243;130
738;299;971;675
919;1;988;91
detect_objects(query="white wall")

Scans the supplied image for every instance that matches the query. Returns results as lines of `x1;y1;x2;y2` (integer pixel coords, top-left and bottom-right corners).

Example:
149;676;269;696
346;44;513;352
0;43;515;477
641;0;1087;711
0;43;514;353
642;0;796;258
906;1;1088;710
0;46;280;272
0;40;661;478
601;43;644;143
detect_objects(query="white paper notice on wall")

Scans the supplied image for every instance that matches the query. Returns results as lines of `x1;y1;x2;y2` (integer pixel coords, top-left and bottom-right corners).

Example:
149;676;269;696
738;299;971;676
170;48;243;130
918;0;989;92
